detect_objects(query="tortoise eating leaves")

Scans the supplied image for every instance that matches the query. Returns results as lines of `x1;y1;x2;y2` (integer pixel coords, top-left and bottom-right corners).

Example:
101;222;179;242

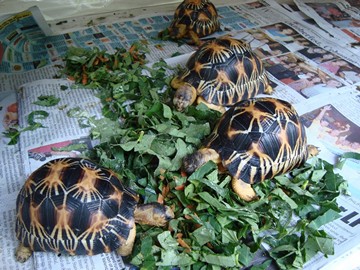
171;36;273;112
159;0;220;45
182;97;318;201
15;158;174;262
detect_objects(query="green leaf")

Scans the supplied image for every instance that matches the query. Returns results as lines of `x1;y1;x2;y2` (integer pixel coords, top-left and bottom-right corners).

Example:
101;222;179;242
162;103;173;119
27;110;49;127
250;259;272;270
198;192;228;211
33;95;60;107
2;128;20;145
308;209;341;230
200;253;239;267
157;231;178;249
188;161;217;181
304;233;334;260
169;138;190;171
336;152;360;169
237;245;254;267
311;169;327;182
193;225;216;246
221;228;238;244
120;140;137;151
271;188;298;209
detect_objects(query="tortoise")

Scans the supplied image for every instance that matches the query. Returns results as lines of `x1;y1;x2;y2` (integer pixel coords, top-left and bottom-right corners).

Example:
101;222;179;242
15;157;174;262
182;97;318;201
159;0;220;45
171;36;273;113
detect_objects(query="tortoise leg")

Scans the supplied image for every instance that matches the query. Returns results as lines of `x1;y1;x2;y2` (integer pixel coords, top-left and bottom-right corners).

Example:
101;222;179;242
187;30;202;46
117;226;136;257
196;96;226;113
15;243;33;263
171;24;187;40
196;96;226;114
231;178;257;202
307;144;320;157
264;83;274;94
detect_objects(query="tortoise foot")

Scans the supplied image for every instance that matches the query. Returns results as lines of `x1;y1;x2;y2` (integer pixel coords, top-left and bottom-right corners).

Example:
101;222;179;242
307;144;320;157
15;244;33;263
232;178;258;202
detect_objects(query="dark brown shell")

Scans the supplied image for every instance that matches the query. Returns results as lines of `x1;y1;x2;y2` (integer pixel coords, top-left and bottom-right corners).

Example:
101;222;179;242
172;36;272;106
168;0;220;38
15;158;138;256
205;97;308;184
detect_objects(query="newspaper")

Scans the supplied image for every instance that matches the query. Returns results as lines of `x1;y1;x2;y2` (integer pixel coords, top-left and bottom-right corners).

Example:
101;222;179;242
0;1;359;269
293;0;360;52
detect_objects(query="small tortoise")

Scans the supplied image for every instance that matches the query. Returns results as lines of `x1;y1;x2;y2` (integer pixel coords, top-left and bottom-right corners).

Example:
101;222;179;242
183;97;318;201
171;36;273;112
15;157;174;262
159;0;220;45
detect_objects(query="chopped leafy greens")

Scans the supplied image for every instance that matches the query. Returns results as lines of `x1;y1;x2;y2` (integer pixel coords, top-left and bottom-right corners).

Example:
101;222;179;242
61;44;349;269
3;110;49;145
33;95;60;107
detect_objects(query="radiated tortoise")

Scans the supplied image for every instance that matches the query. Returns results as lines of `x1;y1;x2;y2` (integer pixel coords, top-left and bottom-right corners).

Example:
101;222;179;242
159;0;220;45
182;97;318;201
15;157;174;262
171;36;273;112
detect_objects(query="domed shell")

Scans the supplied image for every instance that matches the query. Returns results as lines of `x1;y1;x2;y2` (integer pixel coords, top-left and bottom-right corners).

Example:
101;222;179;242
167;0;220;43
15;158;139;256
205;97;308;184
172;36;273;107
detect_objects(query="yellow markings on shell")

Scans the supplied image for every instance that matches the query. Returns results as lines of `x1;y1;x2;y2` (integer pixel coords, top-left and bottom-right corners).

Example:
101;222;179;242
228;37;248;50
29;202;49;241
194;61;206;74
216;70;232;85
184;0;204;10
79;210;110;255
35;160;71;196
184;8;193;17
50;204;77;244
89;210;109;233
205;42;231;63
23;178;36;196
70;166;103;202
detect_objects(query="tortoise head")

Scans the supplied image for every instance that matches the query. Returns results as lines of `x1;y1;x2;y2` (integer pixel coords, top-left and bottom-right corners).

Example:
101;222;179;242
173;84;197;111
134;202;174;227
182;148;221;174
182;151;203;174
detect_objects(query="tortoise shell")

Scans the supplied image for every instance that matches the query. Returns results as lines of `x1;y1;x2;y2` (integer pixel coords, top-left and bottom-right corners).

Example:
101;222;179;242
171;36;273;109
204;97;308;184
165;0;220;44
15;158;138;256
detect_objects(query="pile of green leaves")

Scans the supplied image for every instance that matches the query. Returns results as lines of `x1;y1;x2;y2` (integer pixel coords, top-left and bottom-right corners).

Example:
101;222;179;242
62;45;348;269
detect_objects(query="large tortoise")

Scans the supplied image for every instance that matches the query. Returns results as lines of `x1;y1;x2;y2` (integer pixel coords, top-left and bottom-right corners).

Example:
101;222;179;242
183;97;318;201
172;36;273;112
15;157;174;262
159;0;220;45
